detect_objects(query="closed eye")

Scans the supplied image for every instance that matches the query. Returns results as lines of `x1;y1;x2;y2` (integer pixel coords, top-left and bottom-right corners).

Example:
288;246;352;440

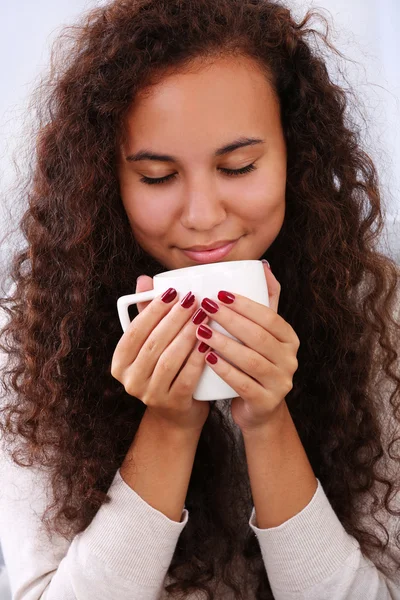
139;162;257;185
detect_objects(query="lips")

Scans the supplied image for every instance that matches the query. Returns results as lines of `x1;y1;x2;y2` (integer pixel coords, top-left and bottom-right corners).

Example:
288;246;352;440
181;238;239;263
184;239;237;252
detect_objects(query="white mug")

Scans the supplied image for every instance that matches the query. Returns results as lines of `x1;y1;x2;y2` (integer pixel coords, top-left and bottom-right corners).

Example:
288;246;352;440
117;260;269;401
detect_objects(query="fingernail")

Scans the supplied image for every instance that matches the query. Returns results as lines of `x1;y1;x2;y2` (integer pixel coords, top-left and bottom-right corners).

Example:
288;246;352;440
217;291;235;304
180;291;195;309
192;308;207;325
198;342;210;353
206;352;218;365
261;259;271;270
161;287;177;303
201;298;219;313
198;324;213;339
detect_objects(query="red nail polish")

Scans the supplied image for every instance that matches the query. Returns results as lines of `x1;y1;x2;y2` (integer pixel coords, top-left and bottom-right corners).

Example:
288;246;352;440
217;291;235;304
201;298;219;313
198;324;212;339
192;308;207;325
206;352;218;365
198;342;210;353
161;288;177;303
181;291;195;308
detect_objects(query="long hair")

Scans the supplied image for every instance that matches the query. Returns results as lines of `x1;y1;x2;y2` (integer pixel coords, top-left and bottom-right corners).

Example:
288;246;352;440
0;1;399;598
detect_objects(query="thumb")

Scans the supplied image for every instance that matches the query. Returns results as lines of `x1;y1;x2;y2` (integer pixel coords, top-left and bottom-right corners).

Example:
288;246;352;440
261;260;281;314
135;274;154;313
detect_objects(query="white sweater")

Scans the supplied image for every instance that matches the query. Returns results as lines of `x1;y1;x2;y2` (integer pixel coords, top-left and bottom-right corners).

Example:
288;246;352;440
1;293;400;599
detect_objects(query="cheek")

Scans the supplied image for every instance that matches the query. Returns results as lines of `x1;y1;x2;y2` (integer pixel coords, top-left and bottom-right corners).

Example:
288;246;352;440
236;173;286;223
118;168;177;237
122;192;174;237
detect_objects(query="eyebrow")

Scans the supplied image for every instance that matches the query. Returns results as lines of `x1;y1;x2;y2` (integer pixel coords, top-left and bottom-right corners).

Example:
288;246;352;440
125;136;265;163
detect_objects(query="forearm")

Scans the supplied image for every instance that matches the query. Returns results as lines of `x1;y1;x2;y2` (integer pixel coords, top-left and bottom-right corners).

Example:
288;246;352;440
120;409;201;522
242;401;317;529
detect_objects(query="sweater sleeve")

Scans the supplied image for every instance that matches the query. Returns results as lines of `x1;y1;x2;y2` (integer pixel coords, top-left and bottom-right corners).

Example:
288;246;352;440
248;479;400;599
247;280;400;599
0;288;189;600
0;441;189;600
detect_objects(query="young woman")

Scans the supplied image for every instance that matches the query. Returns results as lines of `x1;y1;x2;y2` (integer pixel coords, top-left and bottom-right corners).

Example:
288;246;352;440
0;0;399;598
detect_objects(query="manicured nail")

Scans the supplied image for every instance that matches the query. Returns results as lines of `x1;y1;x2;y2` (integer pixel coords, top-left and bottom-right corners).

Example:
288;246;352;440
198;324;213;339
198;342;210;353
217;291;235;304
161;287;177;303
262;259;271;270
180;291;195;309
206;352;218;365
192;308;207;325
201;298;219;313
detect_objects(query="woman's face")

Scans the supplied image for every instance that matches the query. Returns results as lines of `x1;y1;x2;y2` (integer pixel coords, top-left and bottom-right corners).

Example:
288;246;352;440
117;55;287;270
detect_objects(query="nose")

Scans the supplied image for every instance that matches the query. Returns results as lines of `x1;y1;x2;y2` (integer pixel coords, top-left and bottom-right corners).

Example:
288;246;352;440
179;173;227;230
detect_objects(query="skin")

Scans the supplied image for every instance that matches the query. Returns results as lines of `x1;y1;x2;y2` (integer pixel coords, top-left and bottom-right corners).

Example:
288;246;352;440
116;54;318;530
117;54;287;268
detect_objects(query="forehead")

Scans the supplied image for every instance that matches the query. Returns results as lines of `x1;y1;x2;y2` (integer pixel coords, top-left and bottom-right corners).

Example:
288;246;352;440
120;55;281;156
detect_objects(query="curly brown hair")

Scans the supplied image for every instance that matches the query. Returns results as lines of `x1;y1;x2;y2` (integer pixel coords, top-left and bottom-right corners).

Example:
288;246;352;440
1;0;400;598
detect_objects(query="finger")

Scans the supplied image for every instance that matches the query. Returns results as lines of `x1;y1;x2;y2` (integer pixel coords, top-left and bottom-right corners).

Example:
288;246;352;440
198;301;286;364
200;294;294;344
112;288;181;376
261;261;281;314
130;293;201;382
203;351;267;409
169;340;210;397
195;322;282;373
136;275;154;313
151;317;211;397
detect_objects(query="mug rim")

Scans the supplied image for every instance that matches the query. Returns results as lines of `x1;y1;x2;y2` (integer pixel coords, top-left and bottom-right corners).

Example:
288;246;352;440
154;260;261;278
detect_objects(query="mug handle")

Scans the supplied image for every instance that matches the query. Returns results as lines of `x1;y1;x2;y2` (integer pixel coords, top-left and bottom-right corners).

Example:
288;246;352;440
117;290;157;332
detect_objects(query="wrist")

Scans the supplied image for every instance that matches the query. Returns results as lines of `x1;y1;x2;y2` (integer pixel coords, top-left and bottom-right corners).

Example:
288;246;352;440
241;400;289;442
121;408;202;523
143;408;203;443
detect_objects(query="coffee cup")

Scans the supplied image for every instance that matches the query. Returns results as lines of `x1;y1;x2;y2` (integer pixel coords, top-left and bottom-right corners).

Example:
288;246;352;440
117;260;269;401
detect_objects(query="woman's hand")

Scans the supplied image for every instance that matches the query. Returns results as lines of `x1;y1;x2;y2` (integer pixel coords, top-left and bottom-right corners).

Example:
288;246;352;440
111;276;210;434
195;262;300;434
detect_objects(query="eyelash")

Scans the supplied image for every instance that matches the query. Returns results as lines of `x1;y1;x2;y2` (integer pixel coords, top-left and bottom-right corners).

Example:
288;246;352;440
139;163;257;185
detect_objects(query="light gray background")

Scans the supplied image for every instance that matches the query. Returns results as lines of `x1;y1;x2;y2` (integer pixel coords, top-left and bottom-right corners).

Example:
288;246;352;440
0;1;399;598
